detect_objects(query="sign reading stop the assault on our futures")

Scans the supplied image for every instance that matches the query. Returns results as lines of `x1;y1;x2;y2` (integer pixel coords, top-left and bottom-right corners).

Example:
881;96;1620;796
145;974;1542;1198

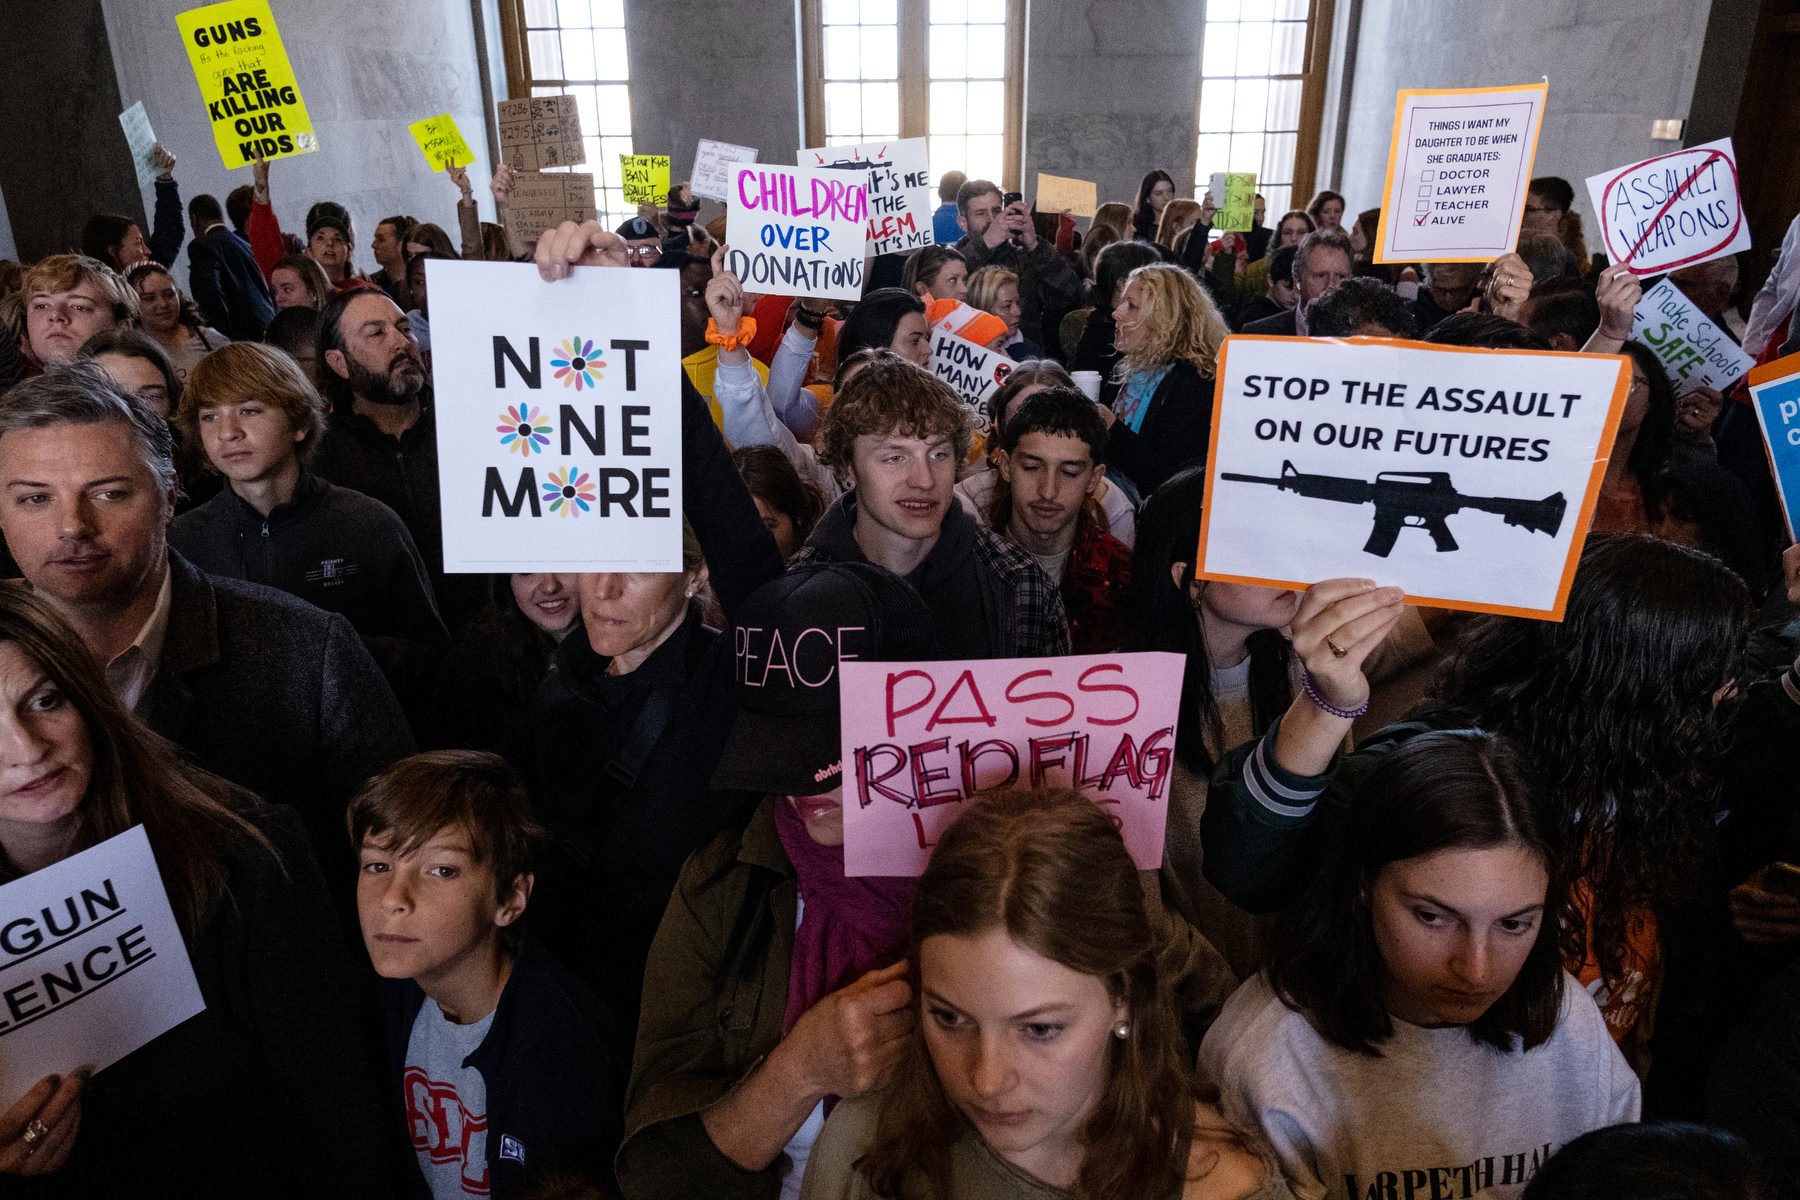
1633;277;1755;397
0;826;205;1111
1198;336;1629;621
806;138;933;256
428;260;683;572
1748;354;1800;540
838;653;1184;877
1373;82;1547;264
1585;138;1749;275
725;162;869;302
177;0;318;168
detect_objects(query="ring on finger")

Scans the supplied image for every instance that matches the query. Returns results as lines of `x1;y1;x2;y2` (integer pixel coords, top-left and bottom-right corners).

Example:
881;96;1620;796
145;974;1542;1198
1325;637;1348;658
20;1118;48;1150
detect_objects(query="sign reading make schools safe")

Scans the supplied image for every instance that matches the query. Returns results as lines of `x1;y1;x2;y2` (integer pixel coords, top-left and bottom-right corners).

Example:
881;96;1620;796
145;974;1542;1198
1584;138;1749;275
177;0;318;168
0;827;205;1111
1633;277;1755;396
1198;336;1629;621
1374;82;1546;264
725;162;869;302
838;653;1185;877
427;260;683;573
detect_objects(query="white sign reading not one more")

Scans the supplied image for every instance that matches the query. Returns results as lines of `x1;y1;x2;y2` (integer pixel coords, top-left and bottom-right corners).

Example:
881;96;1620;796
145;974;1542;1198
0;826;206;1111
428;259;684;573
805;138;934;257
1198;336;1629;621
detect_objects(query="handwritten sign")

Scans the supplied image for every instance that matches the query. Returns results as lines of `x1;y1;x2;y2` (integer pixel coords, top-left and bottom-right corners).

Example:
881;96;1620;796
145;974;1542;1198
498;95;585;171
409;114;475;172
807;138;933;256
428;260;683;571
621;154;671;206
839;653;1184;876
1749;353;1800;540
725;162;869;302
693;139;757;202
504;171;595;249
1585;137;1749;275
1035;173;1098;219
0;826;205;1111
1211;171;1258;233
1632;277;1755;396
1198;335;1629;620
1373;82;1546;264
119;102;160;188
176;0;318;168
930;327;1011;450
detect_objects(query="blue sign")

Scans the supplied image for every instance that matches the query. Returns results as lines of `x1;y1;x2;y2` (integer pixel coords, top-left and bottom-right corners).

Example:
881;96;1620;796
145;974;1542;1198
1749;356;1800;540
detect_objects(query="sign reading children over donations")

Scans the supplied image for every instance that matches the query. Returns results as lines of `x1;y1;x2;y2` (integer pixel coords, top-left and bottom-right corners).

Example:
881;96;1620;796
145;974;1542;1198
725;162;870;302
1373;82;1547;264
807;138;934;257
1198;336;1629;621
837;653;1185;877
427;260;683;573
0;827;206;1110
177;0;318;168
1584;138;1750;275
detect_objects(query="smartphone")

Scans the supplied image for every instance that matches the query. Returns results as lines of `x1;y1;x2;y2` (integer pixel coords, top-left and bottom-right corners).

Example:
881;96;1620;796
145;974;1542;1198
1002;191;1023;207
1767;861;1800;897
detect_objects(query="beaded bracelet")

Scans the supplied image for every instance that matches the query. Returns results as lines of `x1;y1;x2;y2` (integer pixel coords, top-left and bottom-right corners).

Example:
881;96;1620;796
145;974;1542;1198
1302;668;1370;720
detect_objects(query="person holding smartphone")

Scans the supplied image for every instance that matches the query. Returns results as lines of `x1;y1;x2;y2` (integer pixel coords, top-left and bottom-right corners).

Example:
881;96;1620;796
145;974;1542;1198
951;178;1082;355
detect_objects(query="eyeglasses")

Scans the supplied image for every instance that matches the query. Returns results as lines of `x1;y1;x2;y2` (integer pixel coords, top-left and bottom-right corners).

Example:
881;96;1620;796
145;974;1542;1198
624;245;660;260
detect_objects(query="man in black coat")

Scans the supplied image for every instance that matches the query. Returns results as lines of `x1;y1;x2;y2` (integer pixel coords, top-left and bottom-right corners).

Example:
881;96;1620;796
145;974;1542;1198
0;364;412;875
187;191;275;341
1241;227;1355;338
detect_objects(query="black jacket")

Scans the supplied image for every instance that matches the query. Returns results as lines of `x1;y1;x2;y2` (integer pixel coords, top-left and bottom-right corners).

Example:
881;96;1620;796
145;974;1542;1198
1102;359;1216;496
187;221;275;341
381;940;625;1199
170;469;447;713
954;233;1084;347
1239;307;1300;337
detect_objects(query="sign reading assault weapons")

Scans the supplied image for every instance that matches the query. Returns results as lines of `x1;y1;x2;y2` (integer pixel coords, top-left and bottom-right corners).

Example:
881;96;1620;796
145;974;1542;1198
1197;336;1630;620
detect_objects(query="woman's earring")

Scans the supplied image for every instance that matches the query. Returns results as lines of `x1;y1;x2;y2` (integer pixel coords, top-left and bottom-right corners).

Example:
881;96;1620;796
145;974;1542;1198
1113;1023;1129;1039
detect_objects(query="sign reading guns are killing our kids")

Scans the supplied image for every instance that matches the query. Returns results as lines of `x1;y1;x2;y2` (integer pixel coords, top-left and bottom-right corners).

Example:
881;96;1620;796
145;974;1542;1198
725;163;870;302
1585;138;1750;275
1198;336;1629;620
692;139;757;202
428;260;684;572
838;653;1185;877
1373;82;1547;264
1633;277;1755;397
0;827;205;1111
807;138;933;256
1749;354;1800;540
177;0;318;168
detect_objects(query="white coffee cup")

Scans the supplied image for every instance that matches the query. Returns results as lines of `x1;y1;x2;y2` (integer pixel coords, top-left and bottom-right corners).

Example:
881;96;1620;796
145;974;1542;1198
1071;370;1103;402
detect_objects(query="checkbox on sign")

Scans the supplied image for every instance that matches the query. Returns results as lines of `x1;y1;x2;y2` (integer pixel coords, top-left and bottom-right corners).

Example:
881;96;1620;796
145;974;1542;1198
1415;199;1431;214
1418;185;1432;197
1421;170;1435;182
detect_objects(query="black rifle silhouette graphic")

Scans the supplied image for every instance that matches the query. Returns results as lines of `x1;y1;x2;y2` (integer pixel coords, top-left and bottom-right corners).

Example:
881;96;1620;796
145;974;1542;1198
1219;460;1568;557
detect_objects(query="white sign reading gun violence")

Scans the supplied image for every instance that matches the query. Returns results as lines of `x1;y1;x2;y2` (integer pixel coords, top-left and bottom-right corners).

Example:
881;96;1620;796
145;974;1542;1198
1198;336;1629;621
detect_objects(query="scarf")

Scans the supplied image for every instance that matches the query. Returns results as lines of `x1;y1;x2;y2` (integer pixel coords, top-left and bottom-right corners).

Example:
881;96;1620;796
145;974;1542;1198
774;797;916;1036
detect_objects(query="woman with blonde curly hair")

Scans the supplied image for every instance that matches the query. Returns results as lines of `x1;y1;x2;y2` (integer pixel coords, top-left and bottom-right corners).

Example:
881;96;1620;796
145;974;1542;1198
1102;262;1229;495
967;264;1041;360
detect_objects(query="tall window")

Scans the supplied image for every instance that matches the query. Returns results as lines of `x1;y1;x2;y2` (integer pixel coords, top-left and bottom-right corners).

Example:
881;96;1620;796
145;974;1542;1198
1195;0;1334;219
503;0;636;228
803;0;1025;190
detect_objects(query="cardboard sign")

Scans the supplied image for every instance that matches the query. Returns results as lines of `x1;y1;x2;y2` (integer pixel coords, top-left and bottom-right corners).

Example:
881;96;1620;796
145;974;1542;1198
838;653;1185;876
504;171;595;249
0;826;206;1110
1198;336;1629;620
807;138;933;256
409;114;475;172
929;328;1011;448
1034;173;1098;219
1633;277;1755;396
1749;354;1800;540
119;102;160;188
621;154;671;206
176;0;318;168
428;260;684;572
1373;82;1546;264
693;139;756;202
724;162;869;302
1585;137;1749;275
1210;171;1258;233
498;95;585;172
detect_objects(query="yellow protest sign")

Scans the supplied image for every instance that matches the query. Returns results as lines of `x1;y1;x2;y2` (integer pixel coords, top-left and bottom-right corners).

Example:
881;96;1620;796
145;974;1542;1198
621;155;671;206
1211;172;1257;232
409;114;475;172
1034;173;1097;219
177;0;317;169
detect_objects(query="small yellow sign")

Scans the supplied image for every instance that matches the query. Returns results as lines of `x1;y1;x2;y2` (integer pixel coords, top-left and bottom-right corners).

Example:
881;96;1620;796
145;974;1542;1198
409;114;475;172
621;155;672;206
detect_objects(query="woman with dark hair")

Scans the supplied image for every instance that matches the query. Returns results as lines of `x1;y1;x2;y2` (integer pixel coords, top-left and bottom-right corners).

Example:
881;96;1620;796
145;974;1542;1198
1591;342;1677;533
1646;463;1771;599
733;444;825;558
1133;169;1177;241
837;287;931;369
1071;240;1162;377
0;585;394;1193
1202;731;1639;1199
900;245;968;303
1206;534;1752;1066
1524;177;1593;278
1523;1123;1766;1200
126;262;227;382
805;789;1290;1200
1305;190;1346;232
79;327;182;419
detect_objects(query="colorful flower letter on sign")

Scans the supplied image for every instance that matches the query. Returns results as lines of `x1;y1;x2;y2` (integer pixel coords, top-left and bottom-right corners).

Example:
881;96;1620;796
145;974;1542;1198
177;0;318;168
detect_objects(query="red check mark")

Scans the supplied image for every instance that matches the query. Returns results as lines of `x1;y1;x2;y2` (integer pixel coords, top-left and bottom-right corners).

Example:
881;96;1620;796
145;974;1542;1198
1415;213;1429;225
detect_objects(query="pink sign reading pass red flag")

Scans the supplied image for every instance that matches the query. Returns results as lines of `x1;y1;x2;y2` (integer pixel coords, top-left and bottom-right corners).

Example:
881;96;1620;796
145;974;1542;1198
838;652;1185;877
